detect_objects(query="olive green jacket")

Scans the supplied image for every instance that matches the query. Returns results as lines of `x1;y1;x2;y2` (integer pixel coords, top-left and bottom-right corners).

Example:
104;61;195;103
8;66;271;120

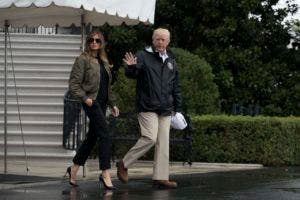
68;53;117;107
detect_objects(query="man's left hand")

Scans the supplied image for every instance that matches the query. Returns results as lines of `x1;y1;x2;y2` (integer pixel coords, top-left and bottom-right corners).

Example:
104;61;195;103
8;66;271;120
111;106;120;117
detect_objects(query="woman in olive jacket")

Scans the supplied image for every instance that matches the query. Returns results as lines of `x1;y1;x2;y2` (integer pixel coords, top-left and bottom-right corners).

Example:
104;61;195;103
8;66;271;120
66;31;119;190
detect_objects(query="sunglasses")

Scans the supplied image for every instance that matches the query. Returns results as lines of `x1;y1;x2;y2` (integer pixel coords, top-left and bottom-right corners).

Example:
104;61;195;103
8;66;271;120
87;38;102;44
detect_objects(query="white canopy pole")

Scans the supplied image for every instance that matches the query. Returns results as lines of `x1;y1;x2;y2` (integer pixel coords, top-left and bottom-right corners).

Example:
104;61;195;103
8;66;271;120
81;13;85;52
80;12;86;178
4;19;9;174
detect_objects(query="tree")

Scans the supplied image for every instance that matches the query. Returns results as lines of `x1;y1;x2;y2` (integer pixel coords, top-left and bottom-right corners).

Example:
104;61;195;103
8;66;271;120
154;0;299;116
171;48;220;114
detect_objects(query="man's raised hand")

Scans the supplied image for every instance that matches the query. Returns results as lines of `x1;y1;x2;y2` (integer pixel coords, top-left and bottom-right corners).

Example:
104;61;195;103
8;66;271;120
123;52;137;65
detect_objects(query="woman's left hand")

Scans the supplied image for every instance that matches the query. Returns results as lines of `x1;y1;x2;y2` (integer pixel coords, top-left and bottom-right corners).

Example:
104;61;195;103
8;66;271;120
111;106;120;117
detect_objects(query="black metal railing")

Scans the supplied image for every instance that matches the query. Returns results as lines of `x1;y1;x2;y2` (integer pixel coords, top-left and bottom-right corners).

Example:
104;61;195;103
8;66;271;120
231;103;261;116
62;91;86;150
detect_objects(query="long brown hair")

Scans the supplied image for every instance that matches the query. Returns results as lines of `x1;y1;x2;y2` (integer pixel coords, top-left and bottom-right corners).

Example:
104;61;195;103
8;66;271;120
83;31;111;66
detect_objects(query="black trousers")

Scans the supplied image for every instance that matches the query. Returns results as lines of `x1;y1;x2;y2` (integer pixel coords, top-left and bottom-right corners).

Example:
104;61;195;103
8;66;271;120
72;101;111;170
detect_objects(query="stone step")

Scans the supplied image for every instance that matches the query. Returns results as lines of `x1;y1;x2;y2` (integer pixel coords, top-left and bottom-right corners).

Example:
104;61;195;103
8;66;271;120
3;93;63;103
0;45;80;55
0;111;63;121
0;53;77;63
0;77;68;86
0;61;74;70
0;41;80;47
0;151;76;160
0;33;81;43
0;85;68;94
0;120;62;132
0;102;63;112
0;141;69;154
0;68;71;77
0;130;62;143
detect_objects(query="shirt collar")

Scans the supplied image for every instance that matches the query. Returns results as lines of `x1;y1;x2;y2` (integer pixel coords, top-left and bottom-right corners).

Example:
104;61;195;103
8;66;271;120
159;49;167;57
158;49;168;62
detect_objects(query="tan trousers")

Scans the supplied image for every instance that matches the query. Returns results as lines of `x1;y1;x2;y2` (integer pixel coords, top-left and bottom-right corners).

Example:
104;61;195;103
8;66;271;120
122;112;171;180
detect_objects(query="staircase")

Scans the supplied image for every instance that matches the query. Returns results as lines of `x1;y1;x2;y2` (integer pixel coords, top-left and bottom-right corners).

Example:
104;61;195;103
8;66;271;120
0;33;81;159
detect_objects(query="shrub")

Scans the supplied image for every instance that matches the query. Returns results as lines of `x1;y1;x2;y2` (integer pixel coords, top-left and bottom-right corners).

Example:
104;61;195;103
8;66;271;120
191;115;300;166
171;48;220;114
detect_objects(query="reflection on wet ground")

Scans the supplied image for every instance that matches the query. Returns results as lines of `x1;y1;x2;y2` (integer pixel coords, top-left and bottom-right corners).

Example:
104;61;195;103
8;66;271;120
2;167;300;199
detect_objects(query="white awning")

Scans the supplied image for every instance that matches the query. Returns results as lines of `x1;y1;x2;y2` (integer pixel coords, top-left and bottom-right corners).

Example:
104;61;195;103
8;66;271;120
0;0;156;26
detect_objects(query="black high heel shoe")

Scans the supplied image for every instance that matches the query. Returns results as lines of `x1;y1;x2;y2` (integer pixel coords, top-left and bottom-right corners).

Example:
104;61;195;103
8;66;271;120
64;166;78;187
99;175;116;190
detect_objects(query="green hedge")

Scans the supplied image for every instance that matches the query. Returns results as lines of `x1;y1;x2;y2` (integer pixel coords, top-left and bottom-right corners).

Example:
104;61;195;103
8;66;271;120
90;115;300;166
191;115;300;166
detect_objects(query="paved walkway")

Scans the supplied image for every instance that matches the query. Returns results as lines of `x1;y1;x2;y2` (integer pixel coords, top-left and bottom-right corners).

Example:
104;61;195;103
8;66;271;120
2;160;300;200
0;160;300;200
0;158;263;190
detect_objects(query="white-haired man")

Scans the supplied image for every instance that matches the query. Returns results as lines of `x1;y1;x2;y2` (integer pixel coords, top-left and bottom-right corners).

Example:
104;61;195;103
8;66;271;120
117;28;182;189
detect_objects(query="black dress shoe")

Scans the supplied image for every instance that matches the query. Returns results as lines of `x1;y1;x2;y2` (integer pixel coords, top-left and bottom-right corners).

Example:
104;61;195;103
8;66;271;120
99;175;116;190
65;166;78;187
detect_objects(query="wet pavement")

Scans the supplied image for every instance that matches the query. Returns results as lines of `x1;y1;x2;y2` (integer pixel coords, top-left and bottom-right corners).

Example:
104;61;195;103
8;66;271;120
0;174;57;185
1;167;300;200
